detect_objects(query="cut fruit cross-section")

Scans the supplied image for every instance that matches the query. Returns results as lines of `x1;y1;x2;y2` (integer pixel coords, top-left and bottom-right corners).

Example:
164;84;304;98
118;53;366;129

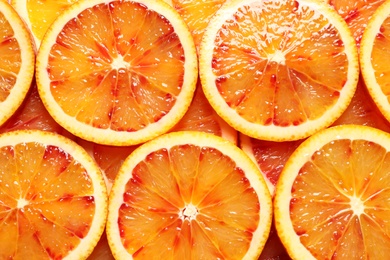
107;131;272;259
0;129;107;259
360;0;390;124
274;124;390;259
10;0;79;48
0;0;35;128
36;0;198;146
199;0;359;141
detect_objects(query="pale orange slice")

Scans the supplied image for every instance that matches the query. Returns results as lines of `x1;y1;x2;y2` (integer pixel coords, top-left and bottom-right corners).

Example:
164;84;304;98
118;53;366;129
106;131;272;259
199;0;359;141
0;0;35;127
274;124;390;259
171;83;237;144
10;0;79;48
360;0;390;123
36;0;198;146
0;129;107;259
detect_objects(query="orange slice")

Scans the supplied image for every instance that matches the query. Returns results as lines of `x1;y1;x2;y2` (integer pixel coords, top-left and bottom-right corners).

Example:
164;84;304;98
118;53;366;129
360;0;390;123
199;0;359;141
10;0;79;48
171;83;237;144
274;124;390;259
165;0;227;51
324;0;386;47
240;133;303;195
36;0;198;146
0;129;107;259
0;0;35;127
106;131;272;259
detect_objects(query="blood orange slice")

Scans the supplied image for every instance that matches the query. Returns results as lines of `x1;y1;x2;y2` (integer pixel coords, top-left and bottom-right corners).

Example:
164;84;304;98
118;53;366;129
0;130;107;259
36;0;198;146
107;131;272;259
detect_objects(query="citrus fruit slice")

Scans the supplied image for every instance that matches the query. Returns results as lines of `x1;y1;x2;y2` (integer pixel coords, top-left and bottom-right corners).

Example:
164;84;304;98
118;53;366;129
165;0;227;51
36;0;198;146
0;0;35;128
10;0;79;48
199;0;359;142
171;83;237;144
360;0;390;123
0;129;107;259
240;133;303;195
274;124;390;259
106;131;272;259
324;0;386;47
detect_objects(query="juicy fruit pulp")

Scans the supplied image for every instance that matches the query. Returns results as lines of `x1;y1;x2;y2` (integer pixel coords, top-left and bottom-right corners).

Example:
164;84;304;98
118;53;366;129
200;0;358;141
47;2;184;131
118;145;260;258
0;135;102;258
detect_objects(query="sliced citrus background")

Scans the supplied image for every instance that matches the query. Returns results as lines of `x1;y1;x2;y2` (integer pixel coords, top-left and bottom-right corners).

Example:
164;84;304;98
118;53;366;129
274;124;390;259
36;0;198;146
10;0;79;48
240;133;303;195
0;129;107;259
164;0;227;51
324;0;386;47
0;0;35;128
77;139;137;193
199;0;359;141
360;0;390;123
170;83;237;144
332;76;390;131
107;131;272;259
0;83;74;136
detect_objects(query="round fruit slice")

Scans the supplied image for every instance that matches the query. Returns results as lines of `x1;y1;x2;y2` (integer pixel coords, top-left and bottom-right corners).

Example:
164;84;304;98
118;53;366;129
324;0;386;47
107;131;272;259
0;0;35;127
36;0;198;146
199;0;359;142
10;0;79;48
360;0;390;123
274;124;390;259
0;129;107;259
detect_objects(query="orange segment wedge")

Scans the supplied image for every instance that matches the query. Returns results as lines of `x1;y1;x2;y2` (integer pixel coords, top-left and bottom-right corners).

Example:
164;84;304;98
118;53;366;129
0;130;107;259
107;131;272;259
199;0;359;141
11;0;79;48
0;0;35;127
274;125;390;259
36;0;198;146
360;0;390;123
